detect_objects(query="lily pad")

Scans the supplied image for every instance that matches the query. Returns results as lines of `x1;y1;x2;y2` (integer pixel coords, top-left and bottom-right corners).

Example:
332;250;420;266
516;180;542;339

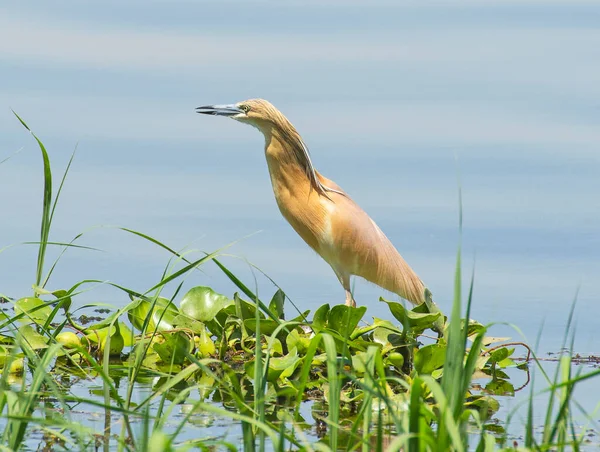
180;286;234;322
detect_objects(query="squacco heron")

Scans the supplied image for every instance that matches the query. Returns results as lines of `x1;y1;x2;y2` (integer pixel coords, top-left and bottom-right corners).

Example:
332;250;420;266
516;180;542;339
196;99;438;315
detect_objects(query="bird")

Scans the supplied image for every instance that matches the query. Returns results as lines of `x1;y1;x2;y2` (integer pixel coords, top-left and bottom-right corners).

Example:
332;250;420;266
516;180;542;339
196;99;440;318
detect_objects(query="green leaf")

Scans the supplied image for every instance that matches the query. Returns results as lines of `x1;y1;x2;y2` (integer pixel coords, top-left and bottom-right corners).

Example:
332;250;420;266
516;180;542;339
246;347;301;382
327;305;366;337
14;297;52;324
179;286;234;322
489;347;509;364
497;357;517;368
128;297;179;333
84;322;126;355
269;289;285;320
371;318;403;346
18;325;48;351
285;329;311;354
381;299;441;333
233;293;261;321
414;344;446;374
171;314;206;334
484;379;515;396
244;318;280;336
312;304;330;333
153;332;192;365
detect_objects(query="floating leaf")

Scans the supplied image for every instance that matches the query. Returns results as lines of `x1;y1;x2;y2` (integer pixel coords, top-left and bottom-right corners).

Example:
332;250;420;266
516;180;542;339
180;286;234;322
14;297;52;325
414;344;446;374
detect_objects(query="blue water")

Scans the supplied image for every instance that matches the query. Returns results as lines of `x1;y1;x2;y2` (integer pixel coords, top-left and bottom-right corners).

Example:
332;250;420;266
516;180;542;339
0;1;599;445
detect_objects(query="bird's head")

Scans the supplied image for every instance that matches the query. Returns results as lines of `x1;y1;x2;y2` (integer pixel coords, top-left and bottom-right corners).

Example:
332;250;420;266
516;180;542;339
196;98;286;133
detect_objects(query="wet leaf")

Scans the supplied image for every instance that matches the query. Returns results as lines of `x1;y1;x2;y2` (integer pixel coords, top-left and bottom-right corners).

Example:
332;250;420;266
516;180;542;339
14;297;52;324
180;286;234;322
414;344;446;374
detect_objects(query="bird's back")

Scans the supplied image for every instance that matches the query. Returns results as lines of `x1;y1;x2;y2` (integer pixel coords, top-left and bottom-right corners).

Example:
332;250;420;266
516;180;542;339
315;174;426;305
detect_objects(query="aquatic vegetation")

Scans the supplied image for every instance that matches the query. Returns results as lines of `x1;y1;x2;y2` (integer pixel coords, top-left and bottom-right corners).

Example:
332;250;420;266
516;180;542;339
0;115;598;451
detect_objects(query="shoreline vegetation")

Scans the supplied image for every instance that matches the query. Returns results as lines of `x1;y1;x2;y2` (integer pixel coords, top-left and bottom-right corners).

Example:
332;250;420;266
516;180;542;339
1;116;599;451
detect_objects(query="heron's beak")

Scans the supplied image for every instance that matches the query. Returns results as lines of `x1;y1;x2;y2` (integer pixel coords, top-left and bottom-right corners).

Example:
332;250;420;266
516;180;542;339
196;104;244;117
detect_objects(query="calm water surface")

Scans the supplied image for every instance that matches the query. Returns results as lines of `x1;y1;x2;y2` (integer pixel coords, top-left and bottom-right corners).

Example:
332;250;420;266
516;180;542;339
0;0;599;446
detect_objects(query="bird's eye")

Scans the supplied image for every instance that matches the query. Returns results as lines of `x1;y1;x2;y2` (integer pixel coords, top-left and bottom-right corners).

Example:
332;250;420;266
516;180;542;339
240;104;251;113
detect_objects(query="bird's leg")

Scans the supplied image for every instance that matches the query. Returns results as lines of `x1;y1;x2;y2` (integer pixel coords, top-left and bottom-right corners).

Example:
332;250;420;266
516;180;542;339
336;271;356;307
345;289;356;308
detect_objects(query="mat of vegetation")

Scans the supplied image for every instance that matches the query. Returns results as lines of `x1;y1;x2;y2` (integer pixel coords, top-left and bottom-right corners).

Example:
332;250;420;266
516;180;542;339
1;115;598;451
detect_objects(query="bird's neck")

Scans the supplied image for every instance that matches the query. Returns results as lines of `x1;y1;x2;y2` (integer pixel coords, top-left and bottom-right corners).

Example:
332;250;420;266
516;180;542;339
262;128;313;199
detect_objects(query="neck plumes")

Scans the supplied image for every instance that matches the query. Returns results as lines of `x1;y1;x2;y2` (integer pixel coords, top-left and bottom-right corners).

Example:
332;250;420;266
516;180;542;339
256;117;331;198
